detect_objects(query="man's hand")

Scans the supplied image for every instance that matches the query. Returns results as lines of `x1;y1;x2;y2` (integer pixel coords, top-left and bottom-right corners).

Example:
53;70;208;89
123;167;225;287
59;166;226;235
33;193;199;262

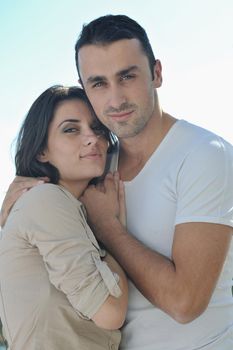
81;172;126;240
0;176;49;227
111;171;126;227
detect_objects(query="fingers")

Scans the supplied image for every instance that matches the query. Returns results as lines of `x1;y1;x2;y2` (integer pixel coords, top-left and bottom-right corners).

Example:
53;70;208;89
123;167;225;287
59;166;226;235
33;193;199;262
6;176;49;198
118;179;127;227
104;172;117;194
113;171;120;193
104;171;120;189
10;176;49;191
0;187;25;227
96;181;105;193
118;179;125;203
105;172;126;226
80;183;102;205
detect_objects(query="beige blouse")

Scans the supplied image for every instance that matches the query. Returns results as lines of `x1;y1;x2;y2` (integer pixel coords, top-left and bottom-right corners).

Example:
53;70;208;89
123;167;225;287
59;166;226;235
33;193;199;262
0;184;121;350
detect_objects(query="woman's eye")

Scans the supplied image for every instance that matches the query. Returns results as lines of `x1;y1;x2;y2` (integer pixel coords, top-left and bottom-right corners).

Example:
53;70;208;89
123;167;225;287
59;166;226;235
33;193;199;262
64;127;79;133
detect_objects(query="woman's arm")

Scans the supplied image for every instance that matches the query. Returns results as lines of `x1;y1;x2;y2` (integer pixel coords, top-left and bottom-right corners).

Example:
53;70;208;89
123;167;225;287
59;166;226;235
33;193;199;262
16;184;127;329
92;253;128;329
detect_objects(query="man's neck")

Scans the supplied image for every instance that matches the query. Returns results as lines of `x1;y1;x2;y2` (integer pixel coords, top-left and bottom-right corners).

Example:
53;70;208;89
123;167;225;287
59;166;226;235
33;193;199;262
118;112;177;181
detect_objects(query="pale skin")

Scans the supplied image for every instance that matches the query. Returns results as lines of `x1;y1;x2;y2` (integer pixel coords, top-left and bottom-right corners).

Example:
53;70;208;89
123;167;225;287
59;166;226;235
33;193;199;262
1;39;232;324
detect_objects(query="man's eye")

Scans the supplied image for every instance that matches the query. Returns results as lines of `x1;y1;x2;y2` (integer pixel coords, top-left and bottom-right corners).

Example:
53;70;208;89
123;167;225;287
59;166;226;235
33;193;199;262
121;74;134;81
92;81;105;88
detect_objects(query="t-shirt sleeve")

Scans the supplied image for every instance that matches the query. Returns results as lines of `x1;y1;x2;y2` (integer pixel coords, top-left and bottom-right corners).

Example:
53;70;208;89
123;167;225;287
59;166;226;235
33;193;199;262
15;184;122;319
175;136;233;227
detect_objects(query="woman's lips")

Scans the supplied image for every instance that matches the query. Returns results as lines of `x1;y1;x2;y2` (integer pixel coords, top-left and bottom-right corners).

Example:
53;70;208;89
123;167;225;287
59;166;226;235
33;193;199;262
80;152;102;160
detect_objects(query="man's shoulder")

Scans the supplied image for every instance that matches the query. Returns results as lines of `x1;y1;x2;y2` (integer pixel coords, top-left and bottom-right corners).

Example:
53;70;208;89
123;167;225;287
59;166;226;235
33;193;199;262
177;119;216;139
177;119;233;152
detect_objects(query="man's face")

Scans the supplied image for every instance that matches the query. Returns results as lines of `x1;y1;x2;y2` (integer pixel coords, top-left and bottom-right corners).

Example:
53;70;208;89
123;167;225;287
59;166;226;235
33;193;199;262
78;39;162;139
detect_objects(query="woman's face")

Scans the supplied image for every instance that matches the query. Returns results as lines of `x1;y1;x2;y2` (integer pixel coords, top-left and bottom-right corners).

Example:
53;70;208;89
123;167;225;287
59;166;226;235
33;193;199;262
40;98;108;197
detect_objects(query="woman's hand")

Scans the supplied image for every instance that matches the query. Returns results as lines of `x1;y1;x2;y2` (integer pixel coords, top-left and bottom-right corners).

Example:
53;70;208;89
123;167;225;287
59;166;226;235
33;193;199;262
0;176;49;227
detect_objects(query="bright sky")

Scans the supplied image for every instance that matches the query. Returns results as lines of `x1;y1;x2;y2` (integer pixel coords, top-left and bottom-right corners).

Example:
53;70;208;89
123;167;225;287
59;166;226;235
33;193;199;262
0;0;232;207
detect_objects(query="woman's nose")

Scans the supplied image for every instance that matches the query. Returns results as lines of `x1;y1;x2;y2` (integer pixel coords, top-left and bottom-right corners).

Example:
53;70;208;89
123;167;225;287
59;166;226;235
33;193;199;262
81;131;100;146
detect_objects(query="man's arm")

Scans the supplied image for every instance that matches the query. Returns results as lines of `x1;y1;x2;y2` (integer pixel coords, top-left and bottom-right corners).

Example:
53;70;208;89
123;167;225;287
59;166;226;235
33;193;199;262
0;176;48;227
81;173;232;324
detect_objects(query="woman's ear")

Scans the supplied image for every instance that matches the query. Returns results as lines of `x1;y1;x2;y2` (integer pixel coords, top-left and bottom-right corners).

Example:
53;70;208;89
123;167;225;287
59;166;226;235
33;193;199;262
37;151;48;163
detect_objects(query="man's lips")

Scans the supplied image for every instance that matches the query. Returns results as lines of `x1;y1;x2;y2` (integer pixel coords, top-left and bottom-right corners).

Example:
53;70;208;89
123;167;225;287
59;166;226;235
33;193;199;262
108;110;134;121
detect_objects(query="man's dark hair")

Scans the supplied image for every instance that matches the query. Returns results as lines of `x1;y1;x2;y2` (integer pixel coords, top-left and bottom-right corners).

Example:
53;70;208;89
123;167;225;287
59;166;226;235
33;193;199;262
15;85;113;184
75;14;156;80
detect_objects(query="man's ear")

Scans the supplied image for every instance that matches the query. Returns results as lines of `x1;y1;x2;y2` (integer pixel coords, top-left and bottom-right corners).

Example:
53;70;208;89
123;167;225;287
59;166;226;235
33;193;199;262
37;151;48;163
153;59;163;88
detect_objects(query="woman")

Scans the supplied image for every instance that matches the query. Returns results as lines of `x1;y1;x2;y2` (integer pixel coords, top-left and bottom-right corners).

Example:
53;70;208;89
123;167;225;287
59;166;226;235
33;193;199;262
0;85;128;349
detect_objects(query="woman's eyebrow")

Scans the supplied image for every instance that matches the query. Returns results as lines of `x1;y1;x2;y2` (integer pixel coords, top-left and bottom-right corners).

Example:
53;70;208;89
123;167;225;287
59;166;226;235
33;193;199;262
58;119;81;127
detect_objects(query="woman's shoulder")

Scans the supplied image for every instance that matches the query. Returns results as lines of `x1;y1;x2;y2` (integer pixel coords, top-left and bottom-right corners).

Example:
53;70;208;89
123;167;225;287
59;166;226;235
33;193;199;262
17;183;61;203
13;183;81;213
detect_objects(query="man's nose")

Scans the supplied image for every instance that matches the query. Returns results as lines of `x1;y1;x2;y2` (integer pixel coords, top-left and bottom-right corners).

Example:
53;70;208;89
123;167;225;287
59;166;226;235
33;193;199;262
107;85;126;109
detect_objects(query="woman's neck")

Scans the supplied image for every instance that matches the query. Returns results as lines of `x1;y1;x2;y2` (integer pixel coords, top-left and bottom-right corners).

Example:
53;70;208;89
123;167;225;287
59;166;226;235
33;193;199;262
58;180;89;199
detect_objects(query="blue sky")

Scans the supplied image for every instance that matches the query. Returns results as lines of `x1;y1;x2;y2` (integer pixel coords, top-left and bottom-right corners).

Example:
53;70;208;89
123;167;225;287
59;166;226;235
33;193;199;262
0;0;233;206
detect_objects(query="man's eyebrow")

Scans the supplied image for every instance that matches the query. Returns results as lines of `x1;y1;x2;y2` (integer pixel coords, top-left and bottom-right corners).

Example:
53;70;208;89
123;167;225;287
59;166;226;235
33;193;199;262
116;65;139;77
86;75;106;85
86;65;139;85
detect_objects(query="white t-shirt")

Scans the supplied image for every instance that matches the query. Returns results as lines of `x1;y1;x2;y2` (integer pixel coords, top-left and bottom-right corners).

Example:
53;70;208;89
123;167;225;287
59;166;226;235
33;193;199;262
120;120;233;350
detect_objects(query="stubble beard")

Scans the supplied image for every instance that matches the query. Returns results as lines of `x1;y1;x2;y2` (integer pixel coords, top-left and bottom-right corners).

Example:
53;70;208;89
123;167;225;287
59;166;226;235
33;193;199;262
107;111;153;139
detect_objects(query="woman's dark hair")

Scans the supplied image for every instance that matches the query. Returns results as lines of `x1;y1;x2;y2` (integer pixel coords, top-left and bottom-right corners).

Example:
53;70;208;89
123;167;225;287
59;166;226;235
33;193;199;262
75;14;156;80
15;85;115;184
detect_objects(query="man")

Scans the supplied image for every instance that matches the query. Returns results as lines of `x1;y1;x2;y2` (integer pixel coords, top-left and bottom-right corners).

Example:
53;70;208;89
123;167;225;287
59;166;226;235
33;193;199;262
1;15;233;349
